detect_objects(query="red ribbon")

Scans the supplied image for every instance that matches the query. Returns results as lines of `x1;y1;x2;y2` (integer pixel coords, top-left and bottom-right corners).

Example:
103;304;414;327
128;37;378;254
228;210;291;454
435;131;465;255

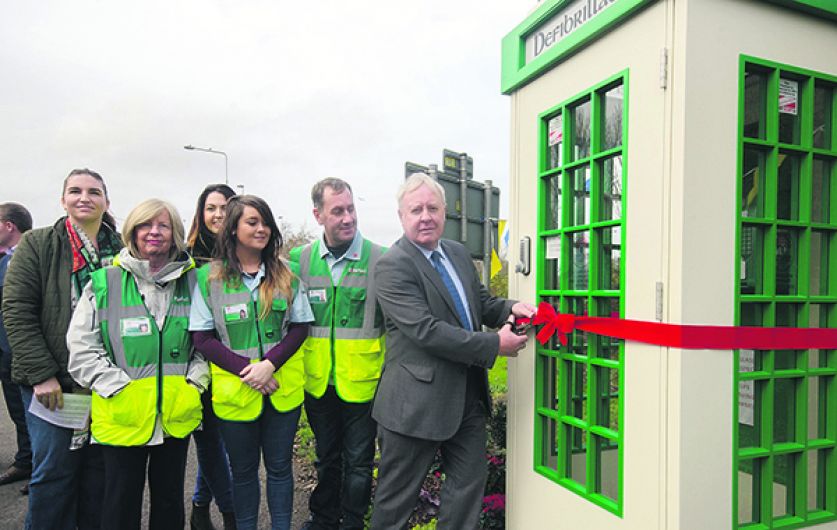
526;302;837;350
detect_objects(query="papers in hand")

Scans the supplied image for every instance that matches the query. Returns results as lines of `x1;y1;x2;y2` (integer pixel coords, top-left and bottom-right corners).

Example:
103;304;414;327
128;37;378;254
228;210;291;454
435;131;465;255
27;393;92;430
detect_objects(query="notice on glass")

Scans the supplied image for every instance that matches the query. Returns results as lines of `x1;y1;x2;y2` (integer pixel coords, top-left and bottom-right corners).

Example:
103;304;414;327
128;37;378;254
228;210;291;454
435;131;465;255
738;349;755;426
545;236;561;260
778;79;798;115
548;116;563;146
28;393;92;430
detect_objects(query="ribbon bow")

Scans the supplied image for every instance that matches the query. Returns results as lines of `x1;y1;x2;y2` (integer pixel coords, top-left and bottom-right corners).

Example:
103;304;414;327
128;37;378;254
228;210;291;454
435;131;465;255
531;302;576;346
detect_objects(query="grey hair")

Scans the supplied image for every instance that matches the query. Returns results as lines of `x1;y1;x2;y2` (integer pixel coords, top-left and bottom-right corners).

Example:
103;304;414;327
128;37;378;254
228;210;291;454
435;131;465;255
311;178;353;210
397;173;446;209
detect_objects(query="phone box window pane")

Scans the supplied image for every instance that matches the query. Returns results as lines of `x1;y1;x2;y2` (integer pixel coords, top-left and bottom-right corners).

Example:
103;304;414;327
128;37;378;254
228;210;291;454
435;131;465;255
599;226;621;291
807;376;830;440
739;378;764;449
809;231;830;296
772;453;797;519
595;435;619;502
569;232;590;291
545;173;562;230
744;70;767;139
777;154;801;221
567;424;587;486
813;83;833;150
600;156;623;222
773;378;798;444
738;458;764;525
541;416;559;470
538;354;560;410
812;158;832;224
542;296;562;351
567;360;588;421
775;304;802;370
601;85;623;151
779;77;803;145
594;298;620;361
548;114;564;169
570;167;591;226
740;225;765;295
775;229;800;295
567;297;589;355
596;366;619;431
571;100;591;161
544;235;561;291
742;149;767;218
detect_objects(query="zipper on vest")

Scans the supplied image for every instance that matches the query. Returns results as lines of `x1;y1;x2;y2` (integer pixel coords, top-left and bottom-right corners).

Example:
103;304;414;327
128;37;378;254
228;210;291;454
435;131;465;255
252;299;265;360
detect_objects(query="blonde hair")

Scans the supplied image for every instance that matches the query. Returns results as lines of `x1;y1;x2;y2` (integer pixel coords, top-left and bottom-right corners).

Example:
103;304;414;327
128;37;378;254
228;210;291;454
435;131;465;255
397;173;446;210
122;199;186;260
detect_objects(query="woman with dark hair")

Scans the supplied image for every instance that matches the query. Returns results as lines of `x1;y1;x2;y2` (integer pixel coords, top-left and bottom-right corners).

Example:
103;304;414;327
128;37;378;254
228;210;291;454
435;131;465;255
187;184;236;264
186;184;237;530
4;168;122;529
189;195;312;530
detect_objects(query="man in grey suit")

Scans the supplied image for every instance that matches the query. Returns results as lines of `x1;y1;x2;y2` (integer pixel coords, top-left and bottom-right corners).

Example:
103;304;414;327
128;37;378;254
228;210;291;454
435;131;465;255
370;173;535;529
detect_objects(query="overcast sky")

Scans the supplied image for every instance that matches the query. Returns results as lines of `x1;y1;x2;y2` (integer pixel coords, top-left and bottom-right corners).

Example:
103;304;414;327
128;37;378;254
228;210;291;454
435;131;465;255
1;1;534;245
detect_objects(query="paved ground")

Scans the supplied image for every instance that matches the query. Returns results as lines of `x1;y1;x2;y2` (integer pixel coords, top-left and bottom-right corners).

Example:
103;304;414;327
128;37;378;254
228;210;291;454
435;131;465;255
0;401;312;529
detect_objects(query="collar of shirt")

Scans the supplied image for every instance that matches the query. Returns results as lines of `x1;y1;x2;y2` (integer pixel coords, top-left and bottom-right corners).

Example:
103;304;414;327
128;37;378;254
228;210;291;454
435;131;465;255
409;239;449;264
240;262;266;293
318;230;363;264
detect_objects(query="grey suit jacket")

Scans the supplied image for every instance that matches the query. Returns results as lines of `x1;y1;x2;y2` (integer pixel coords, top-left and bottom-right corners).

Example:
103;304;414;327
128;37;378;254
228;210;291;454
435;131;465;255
371;236;514;441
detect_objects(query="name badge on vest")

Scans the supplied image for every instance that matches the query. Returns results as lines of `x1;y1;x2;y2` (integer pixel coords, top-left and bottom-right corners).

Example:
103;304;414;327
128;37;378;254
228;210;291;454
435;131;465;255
121;316;152;337
308;289;327;304
224;303;249;322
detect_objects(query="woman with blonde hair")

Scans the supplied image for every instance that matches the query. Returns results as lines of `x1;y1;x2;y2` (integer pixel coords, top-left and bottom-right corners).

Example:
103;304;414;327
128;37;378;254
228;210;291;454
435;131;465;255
189;195;312;530
67;198;209;530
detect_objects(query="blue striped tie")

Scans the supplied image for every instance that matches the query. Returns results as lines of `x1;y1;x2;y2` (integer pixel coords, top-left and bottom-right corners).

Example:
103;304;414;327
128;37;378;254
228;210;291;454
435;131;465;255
431;251;472;330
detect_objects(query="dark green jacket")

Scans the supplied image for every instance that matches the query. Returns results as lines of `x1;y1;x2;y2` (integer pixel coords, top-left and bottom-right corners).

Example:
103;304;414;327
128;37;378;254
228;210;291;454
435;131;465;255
3;218;119;389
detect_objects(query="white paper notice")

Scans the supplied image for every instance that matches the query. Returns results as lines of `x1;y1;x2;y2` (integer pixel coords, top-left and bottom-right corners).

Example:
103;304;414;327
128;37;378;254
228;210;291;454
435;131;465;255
779;79;798;115
28;393;92;430
738;349;755;426
545;236;561;260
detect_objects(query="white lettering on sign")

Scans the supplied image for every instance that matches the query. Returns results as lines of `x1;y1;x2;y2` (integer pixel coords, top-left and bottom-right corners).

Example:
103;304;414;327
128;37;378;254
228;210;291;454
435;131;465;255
739;349;755;426
525;0;618;63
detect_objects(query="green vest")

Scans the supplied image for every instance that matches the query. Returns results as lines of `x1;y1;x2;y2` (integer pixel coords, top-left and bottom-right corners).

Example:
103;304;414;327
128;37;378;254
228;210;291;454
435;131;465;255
289;238;385;402
90;265;202;446
196;263;305;421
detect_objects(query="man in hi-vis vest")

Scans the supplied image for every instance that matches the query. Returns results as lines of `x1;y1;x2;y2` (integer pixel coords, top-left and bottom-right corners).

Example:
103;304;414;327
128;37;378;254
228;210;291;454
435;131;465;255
290;178;385;530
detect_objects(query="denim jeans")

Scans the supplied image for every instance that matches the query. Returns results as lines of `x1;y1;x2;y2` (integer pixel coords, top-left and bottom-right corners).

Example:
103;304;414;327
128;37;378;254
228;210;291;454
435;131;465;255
218;400;301;530
192;388;234;512
21;386;105;530
304;386;376;530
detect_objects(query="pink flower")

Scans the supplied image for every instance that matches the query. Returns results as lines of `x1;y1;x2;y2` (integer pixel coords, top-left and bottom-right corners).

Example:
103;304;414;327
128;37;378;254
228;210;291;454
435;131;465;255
482;493;506;512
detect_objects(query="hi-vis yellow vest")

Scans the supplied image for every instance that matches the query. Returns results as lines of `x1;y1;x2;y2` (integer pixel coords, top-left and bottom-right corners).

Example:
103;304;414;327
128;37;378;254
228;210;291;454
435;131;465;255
196;263;305;421
90;264;202;446
289;239;385;403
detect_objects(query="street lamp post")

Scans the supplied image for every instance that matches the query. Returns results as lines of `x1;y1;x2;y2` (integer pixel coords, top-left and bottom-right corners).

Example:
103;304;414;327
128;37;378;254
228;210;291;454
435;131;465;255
184;145;229;185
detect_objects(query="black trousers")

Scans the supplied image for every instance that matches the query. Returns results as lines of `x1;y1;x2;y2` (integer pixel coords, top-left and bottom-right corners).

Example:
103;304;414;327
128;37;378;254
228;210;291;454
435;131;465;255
100;437;190;530
0;349;31;470
304;386;376;530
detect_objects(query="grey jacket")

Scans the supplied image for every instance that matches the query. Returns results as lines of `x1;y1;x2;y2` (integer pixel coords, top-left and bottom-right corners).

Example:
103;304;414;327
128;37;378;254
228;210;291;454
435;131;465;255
371;237;514;441
67;248;209;398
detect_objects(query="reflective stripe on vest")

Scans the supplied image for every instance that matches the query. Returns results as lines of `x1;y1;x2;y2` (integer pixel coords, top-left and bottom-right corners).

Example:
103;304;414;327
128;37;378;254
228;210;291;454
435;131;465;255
293;239;385;402
198;264;304;421
90;265;201;446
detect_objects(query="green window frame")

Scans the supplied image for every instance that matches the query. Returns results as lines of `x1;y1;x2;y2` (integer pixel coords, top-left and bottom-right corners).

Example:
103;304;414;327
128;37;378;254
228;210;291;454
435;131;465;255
735;55;837;530
534;70;627;516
